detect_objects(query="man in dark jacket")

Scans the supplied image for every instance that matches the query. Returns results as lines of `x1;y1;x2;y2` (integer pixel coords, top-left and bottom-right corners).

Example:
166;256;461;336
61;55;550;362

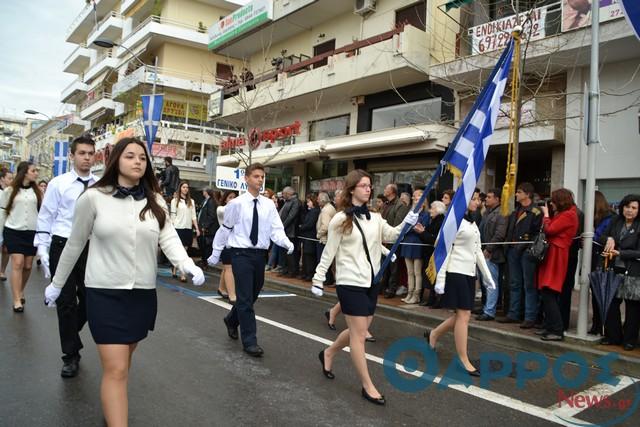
477;189;507;321
497;182;542;328
198;188;219;266
279;186;302;277
160;157;180;198
381;183;411;298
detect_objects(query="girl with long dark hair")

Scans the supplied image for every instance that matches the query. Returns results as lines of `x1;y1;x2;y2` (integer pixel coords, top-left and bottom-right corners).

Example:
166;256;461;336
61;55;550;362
170;181;200;282
312;169;418;405
0;161;41;312
44;138;204;426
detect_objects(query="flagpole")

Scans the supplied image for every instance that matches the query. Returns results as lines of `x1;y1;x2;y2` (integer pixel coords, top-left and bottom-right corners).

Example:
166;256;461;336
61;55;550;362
151;55;158;160
576;2;601;340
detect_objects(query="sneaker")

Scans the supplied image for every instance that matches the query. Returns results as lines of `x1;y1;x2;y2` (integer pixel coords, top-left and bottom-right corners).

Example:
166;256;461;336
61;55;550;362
395;286;408;296
265;265;272;271
272;266;283;273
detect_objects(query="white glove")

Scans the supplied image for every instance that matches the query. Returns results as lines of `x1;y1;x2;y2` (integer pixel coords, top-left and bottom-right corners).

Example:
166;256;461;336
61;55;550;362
434;281;445;295
184;264;205;286
37;245;51;279
485;278;496;290
207;253;220;266
286;242;295;255
311;282;323;297
390;253;397;263
402;211;419;227
44;284;62;308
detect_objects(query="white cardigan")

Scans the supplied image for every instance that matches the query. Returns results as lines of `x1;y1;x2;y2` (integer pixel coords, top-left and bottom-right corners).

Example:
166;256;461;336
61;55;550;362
170;198;197;229
52;187;195;290
435;219;495;288
313;211;402;288
0;187;39;233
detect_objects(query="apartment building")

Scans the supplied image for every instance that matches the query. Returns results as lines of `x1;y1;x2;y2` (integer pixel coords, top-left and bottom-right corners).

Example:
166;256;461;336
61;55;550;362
209;0;461;196
429;0;640;202
0;116;30;173
61;0;243;186
24;117;74;180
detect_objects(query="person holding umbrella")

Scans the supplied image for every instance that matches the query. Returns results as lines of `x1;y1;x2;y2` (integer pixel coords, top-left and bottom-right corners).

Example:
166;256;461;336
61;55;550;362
601;194;640;351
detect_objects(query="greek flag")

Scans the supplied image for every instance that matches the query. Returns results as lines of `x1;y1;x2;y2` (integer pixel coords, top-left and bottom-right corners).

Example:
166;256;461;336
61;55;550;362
430;39;515;281
141;94;164;154
53;141;69;177
620;0;640;41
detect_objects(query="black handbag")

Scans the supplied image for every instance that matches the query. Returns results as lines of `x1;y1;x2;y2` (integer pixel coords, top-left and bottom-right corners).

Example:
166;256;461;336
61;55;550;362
527;225;548;263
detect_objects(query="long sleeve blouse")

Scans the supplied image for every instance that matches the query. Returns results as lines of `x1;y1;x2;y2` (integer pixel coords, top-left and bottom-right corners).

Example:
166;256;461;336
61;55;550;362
170;198;197;229
0;187;39;234
52;187;196;290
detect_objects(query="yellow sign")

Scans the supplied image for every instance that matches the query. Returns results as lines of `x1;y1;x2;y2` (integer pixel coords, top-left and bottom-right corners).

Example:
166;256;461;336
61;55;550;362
163;100;208;121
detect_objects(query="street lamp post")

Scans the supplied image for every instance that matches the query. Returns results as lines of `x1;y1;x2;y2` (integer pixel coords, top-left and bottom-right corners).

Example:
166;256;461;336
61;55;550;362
24;109;53;120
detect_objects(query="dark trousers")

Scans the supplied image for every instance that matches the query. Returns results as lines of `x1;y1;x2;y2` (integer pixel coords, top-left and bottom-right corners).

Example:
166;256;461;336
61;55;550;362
227;248;267;348
302;253;317;279
604;298;640;346
541;287;564;336
560;250;579;331
199;234;213;263
49;236;89;361
381;253;400;294
316;242;334;285
285;237;300;276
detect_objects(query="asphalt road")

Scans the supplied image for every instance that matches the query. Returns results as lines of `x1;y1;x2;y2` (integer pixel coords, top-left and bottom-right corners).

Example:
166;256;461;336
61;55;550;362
0;267;638;427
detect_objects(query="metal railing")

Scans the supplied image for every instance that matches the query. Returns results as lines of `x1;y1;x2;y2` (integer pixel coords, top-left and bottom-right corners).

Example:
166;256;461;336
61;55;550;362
81;92;113;110
87;11;124;41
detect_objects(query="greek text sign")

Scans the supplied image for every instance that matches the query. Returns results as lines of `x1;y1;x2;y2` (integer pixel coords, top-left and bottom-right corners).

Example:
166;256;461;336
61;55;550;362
470;6;547;54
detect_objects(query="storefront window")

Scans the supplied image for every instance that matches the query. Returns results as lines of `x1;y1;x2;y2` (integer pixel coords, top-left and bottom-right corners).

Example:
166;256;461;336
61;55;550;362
371;98;442;131
308;114;350;141
372;169;435;198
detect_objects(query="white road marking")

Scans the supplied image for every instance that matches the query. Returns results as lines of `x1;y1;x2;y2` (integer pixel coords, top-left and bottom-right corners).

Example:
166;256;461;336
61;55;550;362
549;375;636;418
199;297;636;427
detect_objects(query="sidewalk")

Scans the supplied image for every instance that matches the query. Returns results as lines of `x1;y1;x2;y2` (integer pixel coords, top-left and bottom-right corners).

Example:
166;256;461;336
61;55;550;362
252;268;640;377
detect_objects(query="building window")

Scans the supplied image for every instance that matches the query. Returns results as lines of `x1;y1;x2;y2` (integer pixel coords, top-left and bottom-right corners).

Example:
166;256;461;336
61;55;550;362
371;98;442;131
309;114;350;141
396;1;426;31
313;39;336;68
216;63;233;81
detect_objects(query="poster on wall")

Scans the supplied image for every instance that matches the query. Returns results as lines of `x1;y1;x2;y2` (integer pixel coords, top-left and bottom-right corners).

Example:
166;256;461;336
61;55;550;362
561;0;624;32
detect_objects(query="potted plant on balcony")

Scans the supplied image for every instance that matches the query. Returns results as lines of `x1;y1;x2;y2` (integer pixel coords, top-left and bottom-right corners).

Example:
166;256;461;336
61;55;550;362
198;22;207;33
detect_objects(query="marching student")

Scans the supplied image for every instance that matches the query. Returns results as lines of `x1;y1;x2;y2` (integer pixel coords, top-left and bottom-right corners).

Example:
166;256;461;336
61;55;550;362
44;137;204;427
35;135;97;378
0;161;41;312
312;169;418;405
209;163;294;357
170;181;200;282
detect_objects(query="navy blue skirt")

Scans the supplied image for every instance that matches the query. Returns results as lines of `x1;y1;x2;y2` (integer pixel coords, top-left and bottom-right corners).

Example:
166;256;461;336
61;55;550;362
86;288;157;344
220;248;232;265
440;272;476;311
336;282;381;316
3;227;36;256
176;228;193;247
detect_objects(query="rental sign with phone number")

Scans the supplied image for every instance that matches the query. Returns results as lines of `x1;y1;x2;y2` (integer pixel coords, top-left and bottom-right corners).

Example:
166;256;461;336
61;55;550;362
470;6;548;54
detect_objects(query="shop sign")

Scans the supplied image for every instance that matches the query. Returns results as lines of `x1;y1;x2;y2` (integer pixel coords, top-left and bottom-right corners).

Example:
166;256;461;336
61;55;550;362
561;0;623;32
208;89;223;118
215;165;265;192
471;6;547;54
163;100;208;121
208;0;273;50
220;121;301;151
152;143;185;159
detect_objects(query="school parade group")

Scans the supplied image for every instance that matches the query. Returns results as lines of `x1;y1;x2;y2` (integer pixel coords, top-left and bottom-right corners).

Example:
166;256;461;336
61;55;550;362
1;134;639;425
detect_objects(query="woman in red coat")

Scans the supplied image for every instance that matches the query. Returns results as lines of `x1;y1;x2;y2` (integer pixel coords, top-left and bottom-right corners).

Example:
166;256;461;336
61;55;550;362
537;188;579;341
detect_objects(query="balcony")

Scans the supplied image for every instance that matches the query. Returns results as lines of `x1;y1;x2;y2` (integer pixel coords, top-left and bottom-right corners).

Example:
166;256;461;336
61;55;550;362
210;0;352;58
120;0;140;15
117;16;209;59
66;0;120;44
60;115;90;136
112;65;218;99
429;2;636;89
84;49;118;83
61;77;89;104
63;44;93;74
218;25;430;123
80;93;122;120
87;12;125;48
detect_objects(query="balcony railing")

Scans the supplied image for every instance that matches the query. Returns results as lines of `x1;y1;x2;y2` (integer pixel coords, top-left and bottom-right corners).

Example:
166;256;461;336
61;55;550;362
81;92;113;110
64;43;89;64
87;11;124;41
66;3;93;37
62;75;86;94
119;15;204;48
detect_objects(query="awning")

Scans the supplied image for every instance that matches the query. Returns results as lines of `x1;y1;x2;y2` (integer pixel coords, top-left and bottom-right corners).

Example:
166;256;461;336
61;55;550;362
216;141;326;167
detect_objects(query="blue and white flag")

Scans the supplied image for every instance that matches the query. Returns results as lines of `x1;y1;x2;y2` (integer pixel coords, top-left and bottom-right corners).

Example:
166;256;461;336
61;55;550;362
141;94;164;154
53;141;69;177
429;39;515;282
620;0;640;41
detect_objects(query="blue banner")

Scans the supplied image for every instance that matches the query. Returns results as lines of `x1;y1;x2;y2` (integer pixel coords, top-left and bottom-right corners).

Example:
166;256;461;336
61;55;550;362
620;0;640;41
141;94;164;153
53;141;69;177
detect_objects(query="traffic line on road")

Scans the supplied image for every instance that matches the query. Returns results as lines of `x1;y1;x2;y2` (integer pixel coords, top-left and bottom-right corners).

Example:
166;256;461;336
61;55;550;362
157;279;296;299
199;297;599;427
548;375;636;418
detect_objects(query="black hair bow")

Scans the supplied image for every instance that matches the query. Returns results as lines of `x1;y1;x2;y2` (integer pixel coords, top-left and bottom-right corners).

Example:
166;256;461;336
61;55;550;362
346;204;371;220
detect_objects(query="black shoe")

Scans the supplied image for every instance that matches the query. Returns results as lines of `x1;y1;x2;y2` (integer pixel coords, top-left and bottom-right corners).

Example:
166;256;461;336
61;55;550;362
61;359;79;378
217;289;229;299
20;298;25;305
383;290;396;299
365;336;376;343
423;329;435;351
471;308;484;315
361;388;386;405
496;317;520;324
318;350;334;379
534;330;550;336
520;320;536;329
623;343;635;351
244;345;264;357
223;317;238;340
324;310;336;330
541;334;564;342
467;368;481;377
600;337;618;346
588;325;602;335
475;314;494;321
12;305;24;313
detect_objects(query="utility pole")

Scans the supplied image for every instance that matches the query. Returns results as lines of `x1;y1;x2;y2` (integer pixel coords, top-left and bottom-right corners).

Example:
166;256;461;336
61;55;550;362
576;3;600;339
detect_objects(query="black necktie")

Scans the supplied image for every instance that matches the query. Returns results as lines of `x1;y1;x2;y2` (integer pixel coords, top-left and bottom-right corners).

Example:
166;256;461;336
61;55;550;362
250;199;259;246
77;177;89;190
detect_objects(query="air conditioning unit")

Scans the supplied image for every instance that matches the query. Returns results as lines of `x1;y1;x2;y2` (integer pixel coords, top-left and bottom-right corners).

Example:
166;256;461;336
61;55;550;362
354;0;376;16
